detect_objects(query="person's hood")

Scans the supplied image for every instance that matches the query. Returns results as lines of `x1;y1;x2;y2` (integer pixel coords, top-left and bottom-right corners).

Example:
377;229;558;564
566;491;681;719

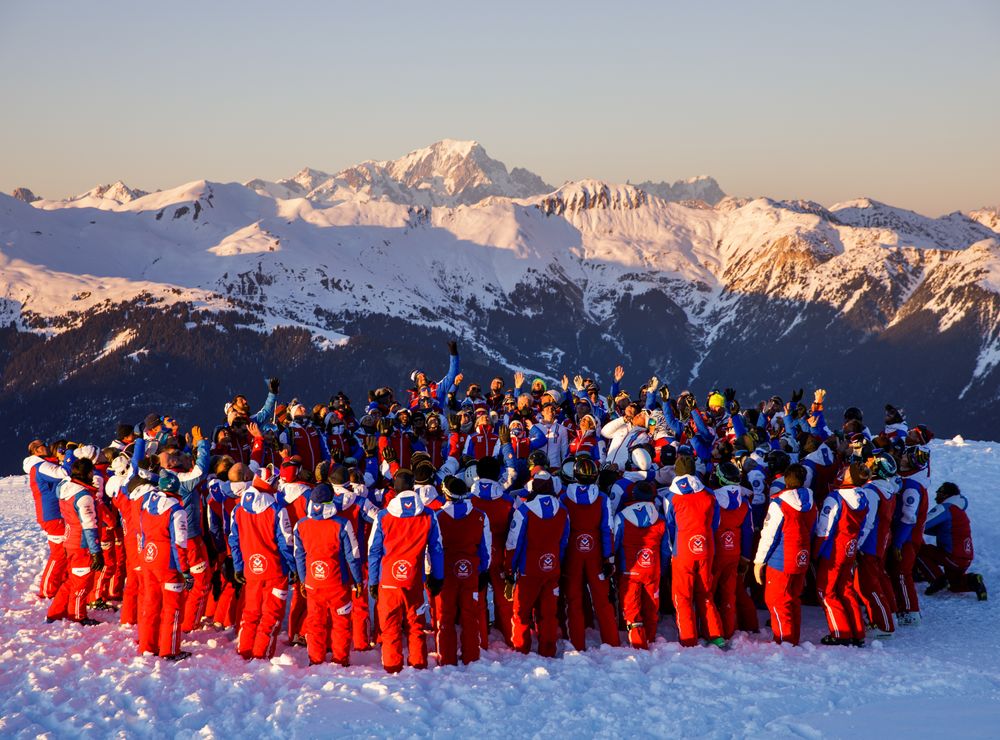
775;487;813;512
386;491;426;518
669;474;705;496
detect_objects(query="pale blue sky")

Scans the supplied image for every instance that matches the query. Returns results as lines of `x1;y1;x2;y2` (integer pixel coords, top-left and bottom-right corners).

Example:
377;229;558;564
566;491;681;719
1;0;997;214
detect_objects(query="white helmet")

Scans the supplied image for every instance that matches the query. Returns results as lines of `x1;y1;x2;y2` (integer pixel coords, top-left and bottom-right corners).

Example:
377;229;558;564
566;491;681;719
463;463;479;489
630;447;652;472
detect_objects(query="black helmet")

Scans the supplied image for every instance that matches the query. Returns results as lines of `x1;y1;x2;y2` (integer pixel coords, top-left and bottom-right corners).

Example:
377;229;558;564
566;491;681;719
714;461;741;488
844;406;864;423
765;449;791;474
528;450;550;470
574;455;599;485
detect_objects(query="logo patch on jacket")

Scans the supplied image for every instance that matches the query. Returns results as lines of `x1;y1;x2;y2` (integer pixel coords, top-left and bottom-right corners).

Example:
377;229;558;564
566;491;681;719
845;539;857;558
249;553;268;575
143;542;158;563
538;553;557;572
637;547;654;568
722;531;736;550
392;559;411;580
796;549;809;568
310;560;330;580
688;535;707;555
454;559;472;578
576;533;594;553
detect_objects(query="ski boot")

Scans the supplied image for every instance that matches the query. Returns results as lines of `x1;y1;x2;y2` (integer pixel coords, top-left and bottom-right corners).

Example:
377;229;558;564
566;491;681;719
924;576;949;596
163;651;192;662
820;634;851;646
971;573;988;601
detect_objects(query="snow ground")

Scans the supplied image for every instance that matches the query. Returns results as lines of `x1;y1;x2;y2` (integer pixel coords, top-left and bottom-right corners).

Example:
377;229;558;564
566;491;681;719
0;439;997;738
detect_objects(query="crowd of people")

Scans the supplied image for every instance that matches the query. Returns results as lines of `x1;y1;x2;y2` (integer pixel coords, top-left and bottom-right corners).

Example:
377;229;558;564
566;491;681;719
24;340;988;671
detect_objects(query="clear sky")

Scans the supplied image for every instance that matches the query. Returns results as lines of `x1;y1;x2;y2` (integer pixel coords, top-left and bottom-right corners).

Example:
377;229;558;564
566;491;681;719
1;0;997;215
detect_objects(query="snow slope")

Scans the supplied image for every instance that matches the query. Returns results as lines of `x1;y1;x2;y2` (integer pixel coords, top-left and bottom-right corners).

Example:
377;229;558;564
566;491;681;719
0;439;996;738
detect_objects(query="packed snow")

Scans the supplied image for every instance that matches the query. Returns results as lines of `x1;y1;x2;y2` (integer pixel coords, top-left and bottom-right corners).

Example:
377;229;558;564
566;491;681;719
0;439;996;738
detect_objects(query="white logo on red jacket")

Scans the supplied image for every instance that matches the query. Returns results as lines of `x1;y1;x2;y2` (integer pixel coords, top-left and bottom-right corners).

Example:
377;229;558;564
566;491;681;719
538;553;557;572
796;549;809;568
249;553;267;575
688;535;707;555
637;547;654;568
310;560;330;581
454;559;472;579
143;542;158;563
845;539;857;558
392;560;411;581
964;538;973;555
722;531;736;551
576;533;594;553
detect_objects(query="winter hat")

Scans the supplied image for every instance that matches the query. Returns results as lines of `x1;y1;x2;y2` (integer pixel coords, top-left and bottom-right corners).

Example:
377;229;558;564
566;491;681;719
674;455;696;477
75;444;99;462
144;413;162;430
410;370;421;383
545;390;564;406
528;471;555;496
279;457;302;483
442;476;468;501
311;484;335;505
707;392;725;410
414;462;436;486
159;472;180;494
936;482;960;499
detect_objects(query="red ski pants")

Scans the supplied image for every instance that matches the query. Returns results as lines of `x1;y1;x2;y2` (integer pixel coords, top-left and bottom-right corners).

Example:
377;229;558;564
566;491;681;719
563;550;620;650
139;570;184;656
816;559;865;640
38;519;67;599
889;542;920;614
916;544;976;592
672;558;722;646
764;569;805;645
180;538;211;632
47;547;94;621
855;554;895;632
434;576;482;665
237;577;288;659
305;586;352;666
512;574;560;657
377;581;430;673
620;575;658;649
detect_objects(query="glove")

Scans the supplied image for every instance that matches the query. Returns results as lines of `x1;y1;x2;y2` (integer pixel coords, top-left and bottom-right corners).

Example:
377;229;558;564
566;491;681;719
377;418;393;436
601;559;615;579
210;569;223;600
791;388;804;404
448;413;461;430
890;546;903;563
659;386;671;402
814;388;826;404
223;557;235;584
498;425;511;445
363;434;378;457
182;571;194;591
89;551;105;572
503;575;516;601
724;387;736;403
353;583;365;599
737;557;750;577
368;584;379;600
233;570;246;586
426;574;444;597
298;581;308;598
268;377;280;394
478;571;491;591
289;571;299;585
381;445;397;464
448;340;458;355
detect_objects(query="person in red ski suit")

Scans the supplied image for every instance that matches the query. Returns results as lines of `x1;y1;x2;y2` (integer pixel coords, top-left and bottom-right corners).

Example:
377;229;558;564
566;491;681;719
46;458;104;625
856;453;899;636
138;473;194;659
753;464;817;645
293;485;363;666
503;472;570;658
368;470;445;673
24;440;69;600
470;455;516;648
559;456;620;650
665;458;725;647
919;482;988;600
276;456;313;645
433;476;491;665
710;462;755;639
814;462;871;645
228;466;296;660
615;481;669;648
890;448;930;625
205;464;252;629
280;406;330;473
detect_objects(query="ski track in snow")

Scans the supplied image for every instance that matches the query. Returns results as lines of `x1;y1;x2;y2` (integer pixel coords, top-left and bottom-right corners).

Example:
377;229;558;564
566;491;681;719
1;440;998;738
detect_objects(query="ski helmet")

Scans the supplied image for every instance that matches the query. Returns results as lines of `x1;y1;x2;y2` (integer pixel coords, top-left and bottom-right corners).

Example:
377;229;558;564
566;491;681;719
574;455;599;485
629;447;652;472
528;450;550;470
871;452;897;480
715;461;741;488
765;449;791;474
559;457;576;484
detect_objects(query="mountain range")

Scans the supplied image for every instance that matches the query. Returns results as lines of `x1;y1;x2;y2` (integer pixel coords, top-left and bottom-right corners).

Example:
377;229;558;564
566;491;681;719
2;139;998;471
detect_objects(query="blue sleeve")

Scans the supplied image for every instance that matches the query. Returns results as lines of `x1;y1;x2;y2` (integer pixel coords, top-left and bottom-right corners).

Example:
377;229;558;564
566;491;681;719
662;402;682;437
293;525;307;583
427;513;445;580
712;500;720;531
614;515;624;564
600;496;613;559
435;352;461;407
367;512;386;585
229;512;244;572
691;410;711;440
250;392;277;426
477;517;491;573
644;391;657;411
194;439;210;476
665;505;678;556
692;437;712;463
807;410;829;440
660;525;672;562
731;413;747;440
61;448;75;474
923;506;950;537
559;514;570;560
275;511;295;575
131;438;146;470
609;378;620;399
319;433;331;463
528;425;547;450
740;508;753;558
341;521;363;584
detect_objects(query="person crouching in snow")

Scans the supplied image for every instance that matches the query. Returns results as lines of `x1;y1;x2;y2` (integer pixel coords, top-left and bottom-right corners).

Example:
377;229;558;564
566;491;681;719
228;465;296;660
503;471;569;657
367;469;445;673
292;484;363;666
665;455;725;648
918;482;988;601
137;472;194;660
813;461;871;647
753;463;816;646
433;476;491;666
615;480;669;649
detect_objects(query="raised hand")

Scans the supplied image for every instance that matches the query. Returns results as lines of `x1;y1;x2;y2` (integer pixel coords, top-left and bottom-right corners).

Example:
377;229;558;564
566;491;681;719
498;425;511;445
247;422;262;439
561;374;569;391
613;365;625;383
514;371;525;388
647;376;660;393
573;374;584;391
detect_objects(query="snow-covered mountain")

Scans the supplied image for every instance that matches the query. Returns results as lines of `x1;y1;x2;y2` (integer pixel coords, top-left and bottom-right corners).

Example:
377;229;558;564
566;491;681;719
632;175;726;205
1;141;997;469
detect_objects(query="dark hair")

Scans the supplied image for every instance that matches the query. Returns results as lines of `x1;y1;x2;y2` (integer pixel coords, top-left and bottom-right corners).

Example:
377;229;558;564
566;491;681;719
116;423;134;441
784;463;807;488
70;458;95;482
